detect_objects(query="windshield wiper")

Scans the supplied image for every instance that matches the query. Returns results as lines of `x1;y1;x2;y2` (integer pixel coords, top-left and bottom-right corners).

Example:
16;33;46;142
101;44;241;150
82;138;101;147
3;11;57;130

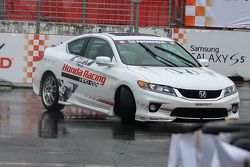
154;46;197;67
138;43;177;67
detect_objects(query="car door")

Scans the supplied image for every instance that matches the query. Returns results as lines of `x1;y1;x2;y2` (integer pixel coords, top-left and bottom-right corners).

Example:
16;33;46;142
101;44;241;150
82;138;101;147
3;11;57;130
59;37;90;103
67;37;118;114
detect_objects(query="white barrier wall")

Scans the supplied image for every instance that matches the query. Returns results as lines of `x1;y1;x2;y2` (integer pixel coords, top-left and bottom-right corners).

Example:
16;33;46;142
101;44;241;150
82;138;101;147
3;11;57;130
0;33;72;85
1;29;250;86
172;28;250;80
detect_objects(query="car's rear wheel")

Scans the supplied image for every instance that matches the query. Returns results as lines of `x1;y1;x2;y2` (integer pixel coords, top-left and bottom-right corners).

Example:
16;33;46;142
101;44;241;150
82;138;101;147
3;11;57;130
41;73;64;110
120;87;136;125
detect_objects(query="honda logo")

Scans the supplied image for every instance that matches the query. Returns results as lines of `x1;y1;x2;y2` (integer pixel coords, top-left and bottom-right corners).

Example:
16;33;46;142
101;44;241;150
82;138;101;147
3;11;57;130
199;91;207;98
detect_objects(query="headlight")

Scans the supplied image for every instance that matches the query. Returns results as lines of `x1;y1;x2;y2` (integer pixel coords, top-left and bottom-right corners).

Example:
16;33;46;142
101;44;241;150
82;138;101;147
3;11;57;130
224;85;237;97
137;80;176;96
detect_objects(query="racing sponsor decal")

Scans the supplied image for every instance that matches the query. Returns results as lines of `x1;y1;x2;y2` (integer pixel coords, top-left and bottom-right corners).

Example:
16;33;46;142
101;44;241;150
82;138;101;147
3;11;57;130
70;56;95;67
115;40;168;44
128;40;167;44
190;45;245;66
173;28;246;66
62;64;107;87
58;80;78;102
166;68;199;75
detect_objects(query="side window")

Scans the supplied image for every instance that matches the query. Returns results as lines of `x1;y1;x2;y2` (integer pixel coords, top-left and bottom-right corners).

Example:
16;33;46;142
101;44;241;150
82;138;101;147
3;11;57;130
68;38;86;55
84;38;114;60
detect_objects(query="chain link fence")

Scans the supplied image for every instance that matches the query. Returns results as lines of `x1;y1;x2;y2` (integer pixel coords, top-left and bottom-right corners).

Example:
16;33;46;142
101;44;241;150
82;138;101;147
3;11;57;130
0;0;184;35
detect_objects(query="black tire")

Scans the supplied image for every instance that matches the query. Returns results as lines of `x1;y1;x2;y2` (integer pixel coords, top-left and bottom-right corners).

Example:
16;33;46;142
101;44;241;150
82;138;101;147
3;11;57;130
41;73;64;111
120;87;136;125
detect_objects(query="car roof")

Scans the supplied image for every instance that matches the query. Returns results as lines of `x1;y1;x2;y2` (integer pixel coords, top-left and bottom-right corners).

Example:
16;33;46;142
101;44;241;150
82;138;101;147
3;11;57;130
91;33;173;41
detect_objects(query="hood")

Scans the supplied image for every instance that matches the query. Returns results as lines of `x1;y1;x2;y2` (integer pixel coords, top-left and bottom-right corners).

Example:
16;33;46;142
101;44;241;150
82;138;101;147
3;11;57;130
128;66;233;90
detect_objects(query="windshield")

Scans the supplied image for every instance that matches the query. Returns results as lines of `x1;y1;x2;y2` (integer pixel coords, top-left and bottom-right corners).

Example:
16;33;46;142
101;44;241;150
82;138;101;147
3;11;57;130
115;40;201;67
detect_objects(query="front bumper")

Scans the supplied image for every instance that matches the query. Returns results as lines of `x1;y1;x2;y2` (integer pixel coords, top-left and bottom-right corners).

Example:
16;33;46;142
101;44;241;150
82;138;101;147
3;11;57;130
133;88;240;122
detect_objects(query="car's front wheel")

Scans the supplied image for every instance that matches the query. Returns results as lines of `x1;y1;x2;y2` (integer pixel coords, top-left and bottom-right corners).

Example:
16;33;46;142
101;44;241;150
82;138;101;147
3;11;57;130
120;87;136;125
41;73;64;110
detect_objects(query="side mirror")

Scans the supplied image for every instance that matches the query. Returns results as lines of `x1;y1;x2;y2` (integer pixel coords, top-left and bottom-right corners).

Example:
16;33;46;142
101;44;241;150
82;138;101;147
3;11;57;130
96;56;113;67
198;59;209;67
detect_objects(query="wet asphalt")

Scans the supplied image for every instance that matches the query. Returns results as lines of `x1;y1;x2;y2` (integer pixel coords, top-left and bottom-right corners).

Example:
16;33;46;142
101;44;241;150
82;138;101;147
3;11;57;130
0;81;249;167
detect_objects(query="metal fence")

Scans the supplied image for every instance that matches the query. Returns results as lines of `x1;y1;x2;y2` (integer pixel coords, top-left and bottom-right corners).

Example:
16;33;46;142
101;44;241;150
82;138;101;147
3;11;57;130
0;0;5;20
0;0;184;34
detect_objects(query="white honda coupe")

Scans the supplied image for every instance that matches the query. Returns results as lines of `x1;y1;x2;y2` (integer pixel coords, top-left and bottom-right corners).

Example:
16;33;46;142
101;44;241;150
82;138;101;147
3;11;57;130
33;33;240;124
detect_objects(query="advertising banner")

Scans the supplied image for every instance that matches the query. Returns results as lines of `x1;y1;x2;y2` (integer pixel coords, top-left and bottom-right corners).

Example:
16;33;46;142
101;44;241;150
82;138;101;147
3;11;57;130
172;28;250;79
185;0;250;28
0;33;72;85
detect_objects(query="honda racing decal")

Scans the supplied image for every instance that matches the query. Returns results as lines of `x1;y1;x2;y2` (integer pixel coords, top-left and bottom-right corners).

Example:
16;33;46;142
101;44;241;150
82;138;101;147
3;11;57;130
62;64;107;87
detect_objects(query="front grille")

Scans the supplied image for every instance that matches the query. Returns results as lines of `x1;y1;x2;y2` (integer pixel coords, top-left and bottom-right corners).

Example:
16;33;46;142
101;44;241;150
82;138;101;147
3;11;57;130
171;108;228;119
177;89;222;99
